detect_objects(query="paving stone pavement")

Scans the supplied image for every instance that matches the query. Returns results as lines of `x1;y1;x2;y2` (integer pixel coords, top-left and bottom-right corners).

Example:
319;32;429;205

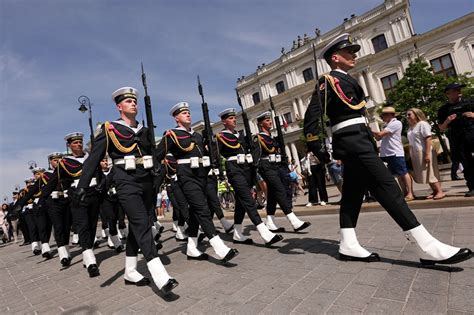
0;206;473;314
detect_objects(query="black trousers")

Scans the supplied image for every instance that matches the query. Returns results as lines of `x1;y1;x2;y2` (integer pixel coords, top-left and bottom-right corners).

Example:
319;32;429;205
227;162;262;226
99;197;119;236
340;151;419;230
98;207;108;230
46;197;71;247
178;175;217;238
116;179;156;261
25;210;39;242
169;183;188;226
18;211;31;243
25;207;50;244
259;161;292;216
206;175;225;220
307;164;329;203
454;130;474;191
70;190;100;251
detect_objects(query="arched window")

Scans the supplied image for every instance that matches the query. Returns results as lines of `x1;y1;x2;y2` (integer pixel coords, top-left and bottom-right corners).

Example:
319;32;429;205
275;81;286;94
302;68;314;82
372;34;388;53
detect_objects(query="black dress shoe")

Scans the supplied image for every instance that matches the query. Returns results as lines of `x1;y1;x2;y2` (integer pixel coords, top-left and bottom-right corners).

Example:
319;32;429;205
339;252;381;262
269;227;285;233
187;253;209;261
197;234;206;244
265;234;283;247
224;225;235;234
87;264;100;277
158;226;164;234
161;278;179;295
93;241;100;249
115;245;124;253
220;248;239;264
294;222;311;232
451;176;462;181
33;249;41;255
154;233;161;242
233;238;254;245
155;242;163;251
125;277;151;286
42;252;52;259
420;248;472;266
465;190;474;197
61;257;71;267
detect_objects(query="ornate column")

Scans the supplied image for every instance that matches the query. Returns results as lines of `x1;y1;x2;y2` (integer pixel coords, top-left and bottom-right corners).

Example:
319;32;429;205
298;97;306;116
292;99;300;120
290;142;301;171
285;144;292;164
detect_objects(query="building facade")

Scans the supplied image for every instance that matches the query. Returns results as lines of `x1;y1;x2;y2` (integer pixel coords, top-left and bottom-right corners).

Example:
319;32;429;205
200;0;474;171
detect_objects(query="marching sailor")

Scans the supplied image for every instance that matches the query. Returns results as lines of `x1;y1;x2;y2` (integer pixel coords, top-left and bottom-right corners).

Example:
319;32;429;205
304;33;472;265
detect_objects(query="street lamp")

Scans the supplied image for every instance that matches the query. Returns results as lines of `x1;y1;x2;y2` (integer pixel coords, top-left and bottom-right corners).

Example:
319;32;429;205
77;95;94;145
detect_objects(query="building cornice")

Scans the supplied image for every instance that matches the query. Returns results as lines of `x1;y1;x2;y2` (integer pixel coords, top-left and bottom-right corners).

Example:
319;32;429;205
237;0;411;90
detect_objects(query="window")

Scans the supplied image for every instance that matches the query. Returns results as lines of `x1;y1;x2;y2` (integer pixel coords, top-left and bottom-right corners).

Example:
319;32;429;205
283;112;293;124
372;34;388;53
380;73;398;98
276;81;285;94
252;92;261;105
302;68;314;82
430;54;457;78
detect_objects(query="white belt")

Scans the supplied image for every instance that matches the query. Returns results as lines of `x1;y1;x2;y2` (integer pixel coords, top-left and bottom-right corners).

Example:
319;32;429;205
114;158;144;165
227;154;254;164
260;154;281;163
71;177;97;188
331;117;366;133
51;191;65;199
177;158;206;164
114;155;153;170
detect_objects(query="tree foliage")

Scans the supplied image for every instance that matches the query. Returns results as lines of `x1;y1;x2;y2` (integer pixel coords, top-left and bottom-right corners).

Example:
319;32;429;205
385;57;473;128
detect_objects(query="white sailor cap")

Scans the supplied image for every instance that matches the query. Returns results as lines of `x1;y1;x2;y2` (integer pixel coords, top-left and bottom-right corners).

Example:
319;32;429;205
48;152;63;160
320;33;361;63
31;167;46;174
256;111;272;122
24;177;35;184
111;87;139;104
170;102;190;116
218;108;237;120
64;132;84;142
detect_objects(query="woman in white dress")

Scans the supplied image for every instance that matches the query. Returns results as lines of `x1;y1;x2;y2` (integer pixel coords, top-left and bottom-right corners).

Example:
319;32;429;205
406;108;445;200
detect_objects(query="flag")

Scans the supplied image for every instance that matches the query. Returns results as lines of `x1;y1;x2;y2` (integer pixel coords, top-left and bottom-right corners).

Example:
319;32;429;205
281;115;289;129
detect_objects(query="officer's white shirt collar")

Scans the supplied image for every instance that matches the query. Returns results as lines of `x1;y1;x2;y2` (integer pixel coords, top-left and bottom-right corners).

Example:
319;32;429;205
334;69;348;75
114;119;143;133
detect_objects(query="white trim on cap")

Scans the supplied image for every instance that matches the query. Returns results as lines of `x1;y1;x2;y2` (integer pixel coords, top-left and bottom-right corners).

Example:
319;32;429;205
319;33;350;59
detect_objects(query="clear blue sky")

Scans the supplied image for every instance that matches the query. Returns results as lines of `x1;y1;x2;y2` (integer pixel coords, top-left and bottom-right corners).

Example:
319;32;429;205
1;0;472;201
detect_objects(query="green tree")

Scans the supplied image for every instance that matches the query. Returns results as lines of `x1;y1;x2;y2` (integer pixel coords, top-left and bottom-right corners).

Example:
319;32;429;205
386;57;473;123
385;57;473;161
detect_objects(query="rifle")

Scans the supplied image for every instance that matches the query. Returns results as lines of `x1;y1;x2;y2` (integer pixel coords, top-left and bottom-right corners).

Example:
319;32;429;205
197;75;221;176
140;63;160;175
235;89;257;183
268;94;289;166
311;43;329;159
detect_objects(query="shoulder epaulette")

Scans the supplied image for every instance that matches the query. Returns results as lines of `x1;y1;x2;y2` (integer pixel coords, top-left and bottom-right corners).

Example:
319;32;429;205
323;74;366;110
